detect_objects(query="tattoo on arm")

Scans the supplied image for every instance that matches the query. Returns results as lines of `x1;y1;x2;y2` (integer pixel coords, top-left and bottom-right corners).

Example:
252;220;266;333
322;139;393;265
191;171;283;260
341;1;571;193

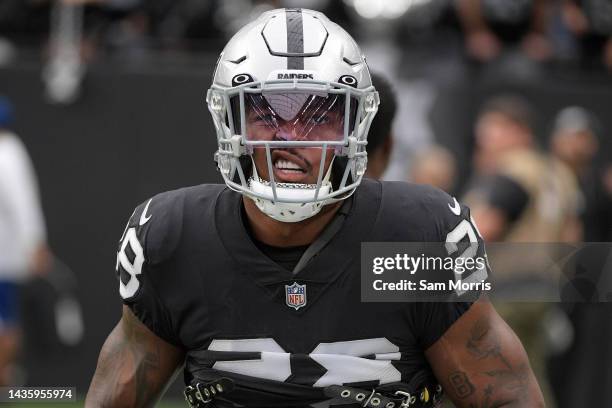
466;384;496;408
459;317;530;408
448;371;475;399
87;307;182;408
427;301;543;407
126;309;161;407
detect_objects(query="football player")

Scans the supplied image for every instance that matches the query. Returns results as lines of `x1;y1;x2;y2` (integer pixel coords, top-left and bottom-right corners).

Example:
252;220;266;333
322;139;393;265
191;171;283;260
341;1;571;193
85;8;545;408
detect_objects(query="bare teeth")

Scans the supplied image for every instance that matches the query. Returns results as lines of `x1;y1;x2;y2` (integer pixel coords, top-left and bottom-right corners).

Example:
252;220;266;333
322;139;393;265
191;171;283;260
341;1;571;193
274;159;304;172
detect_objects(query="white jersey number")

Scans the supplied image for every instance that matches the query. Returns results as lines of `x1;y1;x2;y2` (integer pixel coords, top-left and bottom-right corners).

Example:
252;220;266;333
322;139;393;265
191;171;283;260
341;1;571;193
116;227;145;299
445;218;488;295
208;337;402;387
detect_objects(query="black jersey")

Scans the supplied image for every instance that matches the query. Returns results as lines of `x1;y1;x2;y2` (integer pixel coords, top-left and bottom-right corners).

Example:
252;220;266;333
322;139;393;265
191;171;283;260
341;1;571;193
115;179;488;407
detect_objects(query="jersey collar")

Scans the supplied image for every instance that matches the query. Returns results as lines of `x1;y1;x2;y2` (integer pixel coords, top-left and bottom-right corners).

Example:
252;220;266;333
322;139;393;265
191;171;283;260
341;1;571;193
214;180;382;310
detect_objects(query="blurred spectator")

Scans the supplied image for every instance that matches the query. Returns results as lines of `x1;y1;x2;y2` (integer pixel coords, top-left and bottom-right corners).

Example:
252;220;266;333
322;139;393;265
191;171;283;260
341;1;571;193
57;0;149;57
151;0;225;50
409;145;457;193
365;72;397;180
560;0;612;70
547;106;612;408
550;106;599;176
466;94;581;242
0;96;51;386
463;94;583;408
550;106;612;241
456;0;554;62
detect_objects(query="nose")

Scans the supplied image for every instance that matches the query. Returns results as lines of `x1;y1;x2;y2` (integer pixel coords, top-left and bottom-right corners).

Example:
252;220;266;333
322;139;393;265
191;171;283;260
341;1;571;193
274;121;297;141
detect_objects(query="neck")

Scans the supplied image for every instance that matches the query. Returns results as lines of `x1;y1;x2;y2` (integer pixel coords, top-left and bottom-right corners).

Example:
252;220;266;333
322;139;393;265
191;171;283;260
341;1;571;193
243;197;342;247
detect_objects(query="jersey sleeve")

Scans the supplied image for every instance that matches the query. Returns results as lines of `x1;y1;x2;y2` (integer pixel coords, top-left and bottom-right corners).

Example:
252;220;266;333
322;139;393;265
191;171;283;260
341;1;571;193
412;186;491;349
115;191;184;347
411;301;473;350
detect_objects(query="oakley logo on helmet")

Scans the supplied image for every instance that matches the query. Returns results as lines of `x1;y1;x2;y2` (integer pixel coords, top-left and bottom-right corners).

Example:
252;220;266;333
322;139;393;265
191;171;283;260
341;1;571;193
232;74;254;86
339;75;358;87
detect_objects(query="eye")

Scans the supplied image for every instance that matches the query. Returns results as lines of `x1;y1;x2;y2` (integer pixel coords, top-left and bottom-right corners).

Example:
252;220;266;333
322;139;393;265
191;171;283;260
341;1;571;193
310;114;330;125
255;114;278;126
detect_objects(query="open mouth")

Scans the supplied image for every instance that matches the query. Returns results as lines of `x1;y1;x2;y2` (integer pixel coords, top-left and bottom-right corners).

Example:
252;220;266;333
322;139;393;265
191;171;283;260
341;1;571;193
271;151;309;182
274;159;305;174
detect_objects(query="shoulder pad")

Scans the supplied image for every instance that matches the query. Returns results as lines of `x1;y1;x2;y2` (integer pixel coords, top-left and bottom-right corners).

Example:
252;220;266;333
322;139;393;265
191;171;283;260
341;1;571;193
128;189;185;264
116;188;185;300
379;181;473;241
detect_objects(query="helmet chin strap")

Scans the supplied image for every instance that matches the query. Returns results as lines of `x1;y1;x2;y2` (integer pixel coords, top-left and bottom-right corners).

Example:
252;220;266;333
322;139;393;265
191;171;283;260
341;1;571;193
247;156;336;223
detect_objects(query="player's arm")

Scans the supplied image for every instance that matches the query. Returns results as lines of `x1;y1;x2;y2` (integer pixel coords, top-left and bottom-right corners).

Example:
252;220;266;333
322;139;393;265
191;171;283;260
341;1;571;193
425;299;545;407
85;305;185;408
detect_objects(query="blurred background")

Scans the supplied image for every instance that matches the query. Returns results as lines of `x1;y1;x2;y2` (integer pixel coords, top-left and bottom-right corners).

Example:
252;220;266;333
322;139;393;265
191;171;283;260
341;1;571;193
0;0;611;407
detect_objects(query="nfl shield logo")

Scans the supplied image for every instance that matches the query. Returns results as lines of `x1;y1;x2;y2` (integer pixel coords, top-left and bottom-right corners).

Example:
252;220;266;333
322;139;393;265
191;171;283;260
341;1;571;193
285;282;307;310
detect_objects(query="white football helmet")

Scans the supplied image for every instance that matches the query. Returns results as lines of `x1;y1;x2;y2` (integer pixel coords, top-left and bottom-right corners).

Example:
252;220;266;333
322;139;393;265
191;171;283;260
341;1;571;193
207;8;379;222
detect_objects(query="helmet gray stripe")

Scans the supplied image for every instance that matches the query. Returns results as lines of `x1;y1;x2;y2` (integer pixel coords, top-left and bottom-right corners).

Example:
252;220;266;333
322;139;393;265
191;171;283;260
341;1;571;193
285;9;304;70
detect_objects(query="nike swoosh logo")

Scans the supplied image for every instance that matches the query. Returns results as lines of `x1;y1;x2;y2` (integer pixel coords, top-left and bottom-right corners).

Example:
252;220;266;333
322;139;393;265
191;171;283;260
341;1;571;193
448;197;461;216
140;199;152;226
